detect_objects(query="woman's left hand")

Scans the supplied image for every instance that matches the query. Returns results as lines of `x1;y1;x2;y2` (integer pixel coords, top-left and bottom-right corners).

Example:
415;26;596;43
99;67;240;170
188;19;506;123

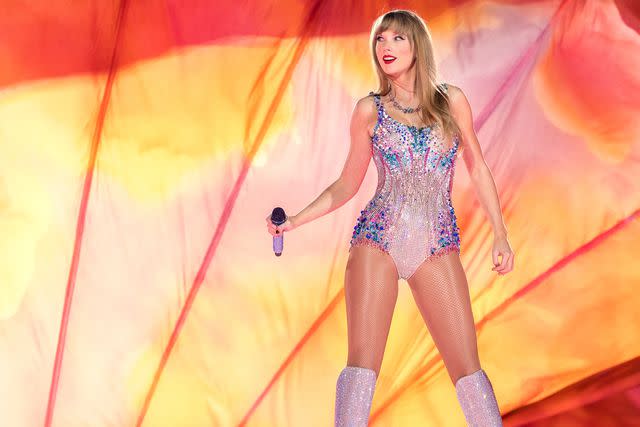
492;234;514;275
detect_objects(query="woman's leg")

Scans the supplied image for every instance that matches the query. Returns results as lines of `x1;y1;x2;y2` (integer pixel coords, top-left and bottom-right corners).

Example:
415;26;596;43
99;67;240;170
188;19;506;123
406;251;502;426
335;245;399;427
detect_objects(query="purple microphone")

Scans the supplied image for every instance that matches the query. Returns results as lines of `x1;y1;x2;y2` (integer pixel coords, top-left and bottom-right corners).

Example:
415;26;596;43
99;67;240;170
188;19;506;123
270;207;287;256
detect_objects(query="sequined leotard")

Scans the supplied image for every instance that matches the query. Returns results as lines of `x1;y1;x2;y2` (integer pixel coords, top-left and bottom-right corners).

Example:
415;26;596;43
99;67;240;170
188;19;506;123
349;83;461;280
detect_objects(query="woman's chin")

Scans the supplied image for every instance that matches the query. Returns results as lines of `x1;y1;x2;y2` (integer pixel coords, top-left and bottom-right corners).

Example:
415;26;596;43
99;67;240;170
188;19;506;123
382;67;404;78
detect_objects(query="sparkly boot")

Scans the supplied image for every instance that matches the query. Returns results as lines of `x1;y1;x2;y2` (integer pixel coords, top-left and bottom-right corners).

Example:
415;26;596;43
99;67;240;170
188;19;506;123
455;368;503;426
334;366;377;427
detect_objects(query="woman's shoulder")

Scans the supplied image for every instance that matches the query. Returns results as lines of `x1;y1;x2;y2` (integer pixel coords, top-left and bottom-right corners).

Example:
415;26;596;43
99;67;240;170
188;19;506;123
440;82;471;113
442;83;473;130
361;91;380;104
350;93;380;137
439;81;462;94
353;92;379;117
439;82;464;98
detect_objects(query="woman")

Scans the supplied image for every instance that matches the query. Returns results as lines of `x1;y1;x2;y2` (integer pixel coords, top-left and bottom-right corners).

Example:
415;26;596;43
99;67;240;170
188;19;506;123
266;9;514;426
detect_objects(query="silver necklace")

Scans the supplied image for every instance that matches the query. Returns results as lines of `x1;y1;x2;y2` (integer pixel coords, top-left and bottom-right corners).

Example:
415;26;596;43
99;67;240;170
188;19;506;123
389;91;422;114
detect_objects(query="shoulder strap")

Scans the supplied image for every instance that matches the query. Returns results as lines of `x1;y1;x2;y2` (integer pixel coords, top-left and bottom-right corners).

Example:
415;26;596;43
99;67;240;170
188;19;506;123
368;91;383;120
439;82;449;93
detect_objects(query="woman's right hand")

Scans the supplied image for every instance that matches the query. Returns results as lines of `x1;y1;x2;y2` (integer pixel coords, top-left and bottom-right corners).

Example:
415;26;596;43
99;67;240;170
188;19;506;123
265;214;297;236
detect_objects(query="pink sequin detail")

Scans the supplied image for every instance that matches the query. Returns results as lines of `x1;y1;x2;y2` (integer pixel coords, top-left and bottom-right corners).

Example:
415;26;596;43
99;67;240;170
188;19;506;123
349;83;461;280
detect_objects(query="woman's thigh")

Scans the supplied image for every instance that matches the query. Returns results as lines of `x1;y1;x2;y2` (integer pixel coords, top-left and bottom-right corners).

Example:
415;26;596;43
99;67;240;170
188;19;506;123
344;245;399;376
406;251;481;383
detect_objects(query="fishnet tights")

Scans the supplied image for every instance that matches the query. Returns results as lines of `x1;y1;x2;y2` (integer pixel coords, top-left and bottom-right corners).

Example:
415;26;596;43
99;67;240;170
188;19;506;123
344;245;481;383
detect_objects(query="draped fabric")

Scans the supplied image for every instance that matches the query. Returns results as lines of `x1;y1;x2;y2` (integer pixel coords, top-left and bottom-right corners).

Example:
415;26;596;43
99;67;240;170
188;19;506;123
1;0;639;425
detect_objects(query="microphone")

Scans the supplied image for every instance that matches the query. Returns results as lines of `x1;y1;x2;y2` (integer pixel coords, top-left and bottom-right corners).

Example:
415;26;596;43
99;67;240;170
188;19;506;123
270;207;287;256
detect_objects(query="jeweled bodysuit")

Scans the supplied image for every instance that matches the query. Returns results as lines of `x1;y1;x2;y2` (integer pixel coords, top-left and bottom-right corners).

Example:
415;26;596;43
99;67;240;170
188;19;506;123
349;83;461;280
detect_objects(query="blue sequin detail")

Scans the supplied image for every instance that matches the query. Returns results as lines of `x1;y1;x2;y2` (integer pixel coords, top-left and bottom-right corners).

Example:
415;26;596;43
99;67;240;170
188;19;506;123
350;196;391;250
350;84;462;277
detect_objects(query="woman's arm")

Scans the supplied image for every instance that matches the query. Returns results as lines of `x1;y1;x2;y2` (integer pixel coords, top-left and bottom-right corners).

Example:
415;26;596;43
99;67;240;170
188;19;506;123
448;85;515;275
276;96;375;232
291;96;375;228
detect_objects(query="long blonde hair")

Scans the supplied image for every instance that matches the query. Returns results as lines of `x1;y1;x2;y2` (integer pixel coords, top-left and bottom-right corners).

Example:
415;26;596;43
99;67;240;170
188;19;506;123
369;10;461;143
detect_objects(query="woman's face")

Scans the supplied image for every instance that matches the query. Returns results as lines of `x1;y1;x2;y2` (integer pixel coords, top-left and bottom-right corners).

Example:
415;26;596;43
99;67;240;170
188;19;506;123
375;28;414;77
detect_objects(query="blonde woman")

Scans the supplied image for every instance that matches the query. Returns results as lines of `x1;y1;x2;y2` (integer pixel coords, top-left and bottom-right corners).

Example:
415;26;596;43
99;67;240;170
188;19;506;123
266;9;513;426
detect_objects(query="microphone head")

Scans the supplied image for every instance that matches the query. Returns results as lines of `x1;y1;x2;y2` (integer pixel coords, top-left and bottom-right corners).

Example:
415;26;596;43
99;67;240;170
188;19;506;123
271;207;287;226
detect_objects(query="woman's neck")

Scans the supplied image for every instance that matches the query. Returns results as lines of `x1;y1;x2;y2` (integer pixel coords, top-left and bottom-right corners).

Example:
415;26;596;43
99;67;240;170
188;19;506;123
388;69;417;105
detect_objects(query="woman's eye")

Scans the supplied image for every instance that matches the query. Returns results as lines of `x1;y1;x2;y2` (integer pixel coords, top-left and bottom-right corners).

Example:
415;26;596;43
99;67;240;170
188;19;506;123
376;35;404;41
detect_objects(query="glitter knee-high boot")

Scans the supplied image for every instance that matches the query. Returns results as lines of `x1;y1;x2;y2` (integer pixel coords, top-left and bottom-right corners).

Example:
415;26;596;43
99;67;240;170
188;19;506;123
334;366;377;427
455;368;503;426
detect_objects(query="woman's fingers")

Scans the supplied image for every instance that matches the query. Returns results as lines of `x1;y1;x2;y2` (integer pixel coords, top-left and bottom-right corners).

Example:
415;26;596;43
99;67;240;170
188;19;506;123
265;214;286;236
266;213;296;236
494;252;514;275
265;215;275;235
492;252;506;273
492;250;500;269
491;251;502;271
499;253;509;271
506;252;515;273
